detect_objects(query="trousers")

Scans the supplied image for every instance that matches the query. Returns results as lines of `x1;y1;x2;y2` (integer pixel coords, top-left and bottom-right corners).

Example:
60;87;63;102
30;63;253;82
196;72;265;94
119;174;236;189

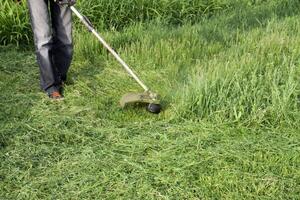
27;0;73;91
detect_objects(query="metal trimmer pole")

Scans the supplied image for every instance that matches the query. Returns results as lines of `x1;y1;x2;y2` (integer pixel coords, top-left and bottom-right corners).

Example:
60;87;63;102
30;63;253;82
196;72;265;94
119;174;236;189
70;6;149;92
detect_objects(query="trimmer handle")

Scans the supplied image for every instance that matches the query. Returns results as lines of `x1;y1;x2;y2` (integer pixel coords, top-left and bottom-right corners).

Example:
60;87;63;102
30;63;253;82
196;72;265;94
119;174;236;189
81;14;94;32
70;6;150;92
70;6;94;32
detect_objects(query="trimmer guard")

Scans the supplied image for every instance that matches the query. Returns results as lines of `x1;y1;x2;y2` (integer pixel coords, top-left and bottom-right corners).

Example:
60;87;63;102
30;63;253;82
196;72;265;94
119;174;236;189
120;91;160;108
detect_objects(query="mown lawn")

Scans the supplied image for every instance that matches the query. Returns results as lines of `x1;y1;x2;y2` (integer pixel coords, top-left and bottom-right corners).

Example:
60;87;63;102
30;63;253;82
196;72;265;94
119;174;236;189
0;0;299;199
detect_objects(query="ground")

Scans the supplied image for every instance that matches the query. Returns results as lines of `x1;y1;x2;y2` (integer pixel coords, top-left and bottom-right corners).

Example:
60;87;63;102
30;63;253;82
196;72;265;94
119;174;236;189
0;1;300;199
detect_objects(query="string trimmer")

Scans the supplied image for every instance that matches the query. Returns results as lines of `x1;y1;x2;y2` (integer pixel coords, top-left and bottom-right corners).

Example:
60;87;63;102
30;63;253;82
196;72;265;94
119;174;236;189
55;0;162;114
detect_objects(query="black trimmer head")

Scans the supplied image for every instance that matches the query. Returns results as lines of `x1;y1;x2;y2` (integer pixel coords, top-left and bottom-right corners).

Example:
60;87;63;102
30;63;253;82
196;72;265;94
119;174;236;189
120;91;162;114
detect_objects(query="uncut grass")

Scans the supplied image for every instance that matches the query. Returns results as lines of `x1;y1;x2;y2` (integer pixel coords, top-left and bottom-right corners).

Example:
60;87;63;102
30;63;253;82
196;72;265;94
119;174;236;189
0;0;31;45
76;0;227;30
0;0;227;45
3;0;297;45
1;1;300;199
175;17;300;126
73;8;300;125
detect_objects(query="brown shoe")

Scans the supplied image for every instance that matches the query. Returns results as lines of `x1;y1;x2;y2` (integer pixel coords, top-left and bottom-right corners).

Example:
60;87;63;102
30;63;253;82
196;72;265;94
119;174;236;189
48;91;64;100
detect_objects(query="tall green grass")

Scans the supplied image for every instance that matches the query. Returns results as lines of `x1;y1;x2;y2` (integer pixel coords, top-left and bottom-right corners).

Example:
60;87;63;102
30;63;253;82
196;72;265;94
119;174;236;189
1;0;297;45
76;0;227;30
0;0;31;45
0;0;228;45
176;38;300;126
72;16;300;127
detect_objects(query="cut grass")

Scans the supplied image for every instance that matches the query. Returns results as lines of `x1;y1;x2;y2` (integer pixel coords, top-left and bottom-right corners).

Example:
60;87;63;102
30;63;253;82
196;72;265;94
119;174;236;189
1;0;300;199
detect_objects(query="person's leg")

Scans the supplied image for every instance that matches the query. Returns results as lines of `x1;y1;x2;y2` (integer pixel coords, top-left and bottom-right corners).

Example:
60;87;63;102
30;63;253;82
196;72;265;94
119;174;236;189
27;0;60;91
50;1;73;84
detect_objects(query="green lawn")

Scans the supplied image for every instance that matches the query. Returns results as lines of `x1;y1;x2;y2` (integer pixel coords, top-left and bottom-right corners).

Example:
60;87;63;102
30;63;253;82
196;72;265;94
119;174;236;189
0;1;300;199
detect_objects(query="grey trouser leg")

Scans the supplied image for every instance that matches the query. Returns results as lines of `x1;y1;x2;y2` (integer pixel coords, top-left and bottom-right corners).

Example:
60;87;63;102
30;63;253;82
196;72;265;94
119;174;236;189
27;0;73;91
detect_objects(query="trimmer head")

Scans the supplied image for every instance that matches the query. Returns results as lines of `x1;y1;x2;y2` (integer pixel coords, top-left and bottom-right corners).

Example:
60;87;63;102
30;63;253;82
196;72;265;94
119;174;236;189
120;91;162;114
